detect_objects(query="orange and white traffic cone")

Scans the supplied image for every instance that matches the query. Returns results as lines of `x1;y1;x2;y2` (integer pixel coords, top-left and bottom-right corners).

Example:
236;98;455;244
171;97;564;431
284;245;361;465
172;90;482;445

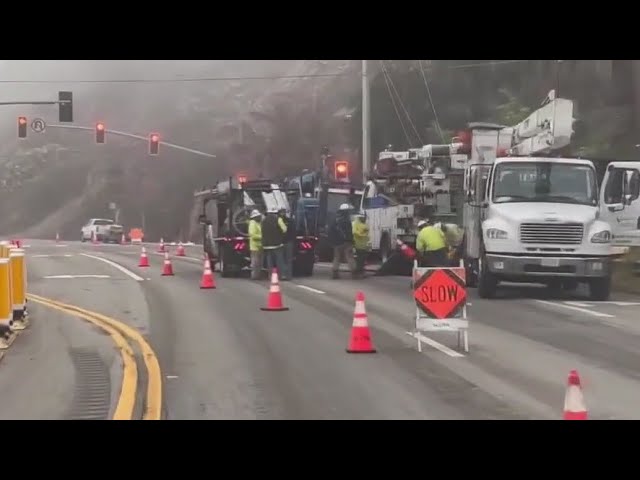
138;247;150;267
120;233;127;245
563;370;588;420
55;232;60;244
396;238;416;260
161;251;174;276
346;291;376;354
176;243;186;257
157;238;166;253
200;258;216;289
91;231;99;244
260;268;289;311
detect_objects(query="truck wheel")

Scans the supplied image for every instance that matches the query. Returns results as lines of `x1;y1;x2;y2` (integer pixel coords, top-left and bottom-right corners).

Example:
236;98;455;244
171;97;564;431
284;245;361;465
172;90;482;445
477;255;497;299
219;253;231;278
295;258;314;277
588;275;611;301
380;233;392;263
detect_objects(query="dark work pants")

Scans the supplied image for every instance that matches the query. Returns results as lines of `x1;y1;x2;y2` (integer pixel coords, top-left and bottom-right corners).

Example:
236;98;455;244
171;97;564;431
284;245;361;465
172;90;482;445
418;248;449;267
355;249;367;274
264;246;287;279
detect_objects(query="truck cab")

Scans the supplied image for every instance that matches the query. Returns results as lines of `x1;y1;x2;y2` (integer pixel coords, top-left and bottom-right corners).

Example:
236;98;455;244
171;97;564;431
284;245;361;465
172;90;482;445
598;161;640;248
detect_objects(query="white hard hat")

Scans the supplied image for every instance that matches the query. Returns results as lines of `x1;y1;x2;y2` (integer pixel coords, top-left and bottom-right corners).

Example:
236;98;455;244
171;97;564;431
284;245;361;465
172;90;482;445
339;203;352;211
250;209;261;219
417;220;427;228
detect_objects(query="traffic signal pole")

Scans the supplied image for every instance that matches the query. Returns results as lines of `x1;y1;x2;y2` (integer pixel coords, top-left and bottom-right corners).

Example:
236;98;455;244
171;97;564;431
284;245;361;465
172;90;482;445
46;124;217;158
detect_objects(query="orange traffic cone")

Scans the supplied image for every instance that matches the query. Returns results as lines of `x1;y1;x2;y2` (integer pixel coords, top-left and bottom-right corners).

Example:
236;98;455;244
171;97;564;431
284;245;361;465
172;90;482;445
176;243;186;257
161;252;174;276
157;238;165;253
200;258;216;289
120;233;127;245
346;291;376;354
563;370;587;420
91;231;99;244
138;247;150;267
396;238;416;260
55;232;60;243
260;268;289;311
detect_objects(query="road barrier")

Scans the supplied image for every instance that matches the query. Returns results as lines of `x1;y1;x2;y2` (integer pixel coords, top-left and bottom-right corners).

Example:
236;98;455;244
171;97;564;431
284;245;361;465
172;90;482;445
0;241;30;349
9;248;27;330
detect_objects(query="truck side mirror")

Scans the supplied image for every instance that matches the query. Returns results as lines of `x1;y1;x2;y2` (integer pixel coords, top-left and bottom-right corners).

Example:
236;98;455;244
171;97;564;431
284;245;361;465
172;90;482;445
623;170;639;205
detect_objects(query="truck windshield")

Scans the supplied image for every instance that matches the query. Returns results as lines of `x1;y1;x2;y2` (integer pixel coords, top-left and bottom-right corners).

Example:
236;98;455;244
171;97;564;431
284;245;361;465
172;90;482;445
492;162;598;206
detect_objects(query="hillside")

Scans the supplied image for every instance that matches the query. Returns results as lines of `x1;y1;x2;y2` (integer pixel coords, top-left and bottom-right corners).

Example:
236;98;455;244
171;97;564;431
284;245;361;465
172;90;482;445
1;60;637;241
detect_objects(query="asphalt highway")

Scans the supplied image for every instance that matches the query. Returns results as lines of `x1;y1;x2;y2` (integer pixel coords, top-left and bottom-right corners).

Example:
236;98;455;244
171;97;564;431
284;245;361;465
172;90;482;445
11;239;640;419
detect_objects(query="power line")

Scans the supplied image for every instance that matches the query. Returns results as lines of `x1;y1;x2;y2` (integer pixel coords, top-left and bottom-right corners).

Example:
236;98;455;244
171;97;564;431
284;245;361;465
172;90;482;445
0;73;352;84
379;62;413;148
381;61;423;145
418;60;445;143
0;61;528;84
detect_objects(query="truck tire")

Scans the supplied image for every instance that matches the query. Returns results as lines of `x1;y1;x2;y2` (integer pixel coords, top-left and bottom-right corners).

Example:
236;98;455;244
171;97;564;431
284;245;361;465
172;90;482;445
295;258;314;277
219;251;232;278
588;275;611;301
477;254;498;299
380;233;392;263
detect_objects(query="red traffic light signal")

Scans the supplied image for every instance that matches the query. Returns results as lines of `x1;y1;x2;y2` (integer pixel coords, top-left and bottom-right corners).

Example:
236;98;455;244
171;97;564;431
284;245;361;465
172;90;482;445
149;133;160;155
95;122;105;144
334;161;349;181
18;116;27;138
237;174;248;184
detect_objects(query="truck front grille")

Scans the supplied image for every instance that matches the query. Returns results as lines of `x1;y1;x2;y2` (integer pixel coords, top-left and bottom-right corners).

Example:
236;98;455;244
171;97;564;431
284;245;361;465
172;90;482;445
519;223;584;245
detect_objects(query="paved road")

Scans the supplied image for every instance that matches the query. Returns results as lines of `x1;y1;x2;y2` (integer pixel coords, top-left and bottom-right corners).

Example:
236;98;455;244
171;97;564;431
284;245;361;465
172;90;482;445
16;239;640;419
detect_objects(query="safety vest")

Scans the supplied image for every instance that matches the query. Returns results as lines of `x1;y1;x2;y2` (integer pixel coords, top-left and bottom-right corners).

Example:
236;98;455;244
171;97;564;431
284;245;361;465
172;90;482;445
416;225;446;253
248;219;262;251
352;219;370;250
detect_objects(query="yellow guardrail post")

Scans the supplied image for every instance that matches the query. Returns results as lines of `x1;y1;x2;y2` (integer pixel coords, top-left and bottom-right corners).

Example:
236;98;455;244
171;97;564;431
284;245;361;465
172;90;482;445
0;255;12;348
9;248;27;330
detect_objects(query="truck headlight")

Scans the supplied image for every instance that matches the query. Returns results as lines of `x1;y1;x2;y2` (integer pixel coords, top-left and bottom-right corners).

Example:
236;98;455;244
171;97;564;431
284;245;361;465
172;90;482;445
486;228;508;240
590;230;611;243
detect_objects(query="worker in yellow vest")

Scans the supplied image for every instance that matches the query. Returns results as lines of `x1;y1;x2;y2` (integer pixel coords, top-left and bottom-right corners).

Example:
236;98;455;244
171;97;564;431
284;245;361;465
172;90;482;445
415;219;449;267
248;210;263;280
352;212;370;278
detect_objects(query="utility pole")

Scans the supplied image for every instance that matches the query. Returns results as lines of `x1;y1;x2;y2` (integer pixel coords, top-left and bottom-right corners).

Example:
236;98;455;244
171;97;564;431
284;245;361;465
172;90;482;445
362;60;371;182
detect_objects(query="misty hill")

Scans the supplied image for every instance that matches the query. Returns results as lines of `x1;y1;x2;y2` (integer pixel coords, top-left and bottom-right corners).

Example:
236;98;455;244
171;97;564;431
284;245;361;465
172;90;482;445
1;60;637;241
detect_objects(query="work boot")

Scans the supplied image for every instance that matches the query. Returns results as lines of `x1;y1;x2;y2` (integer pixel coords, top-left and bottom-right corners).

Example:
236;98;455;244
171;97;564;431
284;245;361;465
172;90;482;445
332;271;340;279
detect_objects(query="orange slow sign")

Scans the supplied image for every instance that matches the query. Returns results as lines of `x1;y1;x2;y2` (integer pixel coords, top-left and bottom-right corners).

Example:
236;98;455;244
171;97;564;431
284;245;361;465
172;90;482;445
413;268;466;319
129;228;144;241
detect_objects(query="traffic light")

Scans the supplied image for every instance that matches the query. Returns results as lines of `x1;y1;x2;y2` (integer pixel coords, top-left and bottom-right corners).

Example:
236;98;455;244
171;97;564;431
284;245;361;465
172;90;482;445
95;122;105;144
149;133;160;155
334;161;349;181
237;174;248;184
17;116;27;138
58;91;73;123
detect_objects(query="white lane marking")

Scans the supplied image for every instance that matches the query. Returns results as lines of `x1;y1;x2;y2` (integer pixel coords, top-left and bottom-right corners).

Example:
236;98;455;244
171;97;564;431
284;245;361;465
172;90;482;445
535;300;614;318
80;253;144;281
44;274;111;279
32;254;75;258
602;301;640;306
295;284;326;294
405;331;465;358
166;375;179;379
564;301;593;308
54;244;69;247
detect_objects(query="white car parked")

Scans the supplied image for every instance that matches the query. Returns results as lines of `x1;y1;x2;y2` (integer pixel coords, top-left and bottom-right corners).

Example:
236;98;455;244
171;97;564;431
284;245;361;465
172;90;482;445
81;218;124;243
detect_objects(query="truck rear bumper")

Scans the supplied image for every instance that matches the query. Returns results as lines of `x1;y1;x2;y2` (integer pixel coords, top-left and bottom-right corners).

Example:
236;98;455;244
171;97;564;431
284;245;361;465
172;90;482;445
485;253;611;278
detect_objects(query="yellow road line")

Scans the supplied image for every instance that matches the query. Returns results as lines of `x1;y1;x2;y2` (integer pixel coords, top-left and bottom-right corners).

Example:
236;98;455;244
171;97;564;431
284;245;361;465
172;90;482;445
27;293;162;420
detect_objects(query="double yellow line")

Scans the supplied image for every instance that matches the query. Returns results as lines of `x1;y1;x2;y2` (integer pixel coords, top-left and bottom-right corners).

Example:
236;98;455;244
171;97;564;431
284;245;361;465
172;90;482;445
28;293;162;420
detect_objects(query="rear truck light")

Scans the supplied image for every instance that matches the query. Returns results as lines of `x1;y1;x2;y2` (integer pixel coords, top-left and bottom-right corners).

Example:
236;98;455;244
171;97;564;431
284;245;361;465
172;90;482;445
233;241;246;251
298;241;313;250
